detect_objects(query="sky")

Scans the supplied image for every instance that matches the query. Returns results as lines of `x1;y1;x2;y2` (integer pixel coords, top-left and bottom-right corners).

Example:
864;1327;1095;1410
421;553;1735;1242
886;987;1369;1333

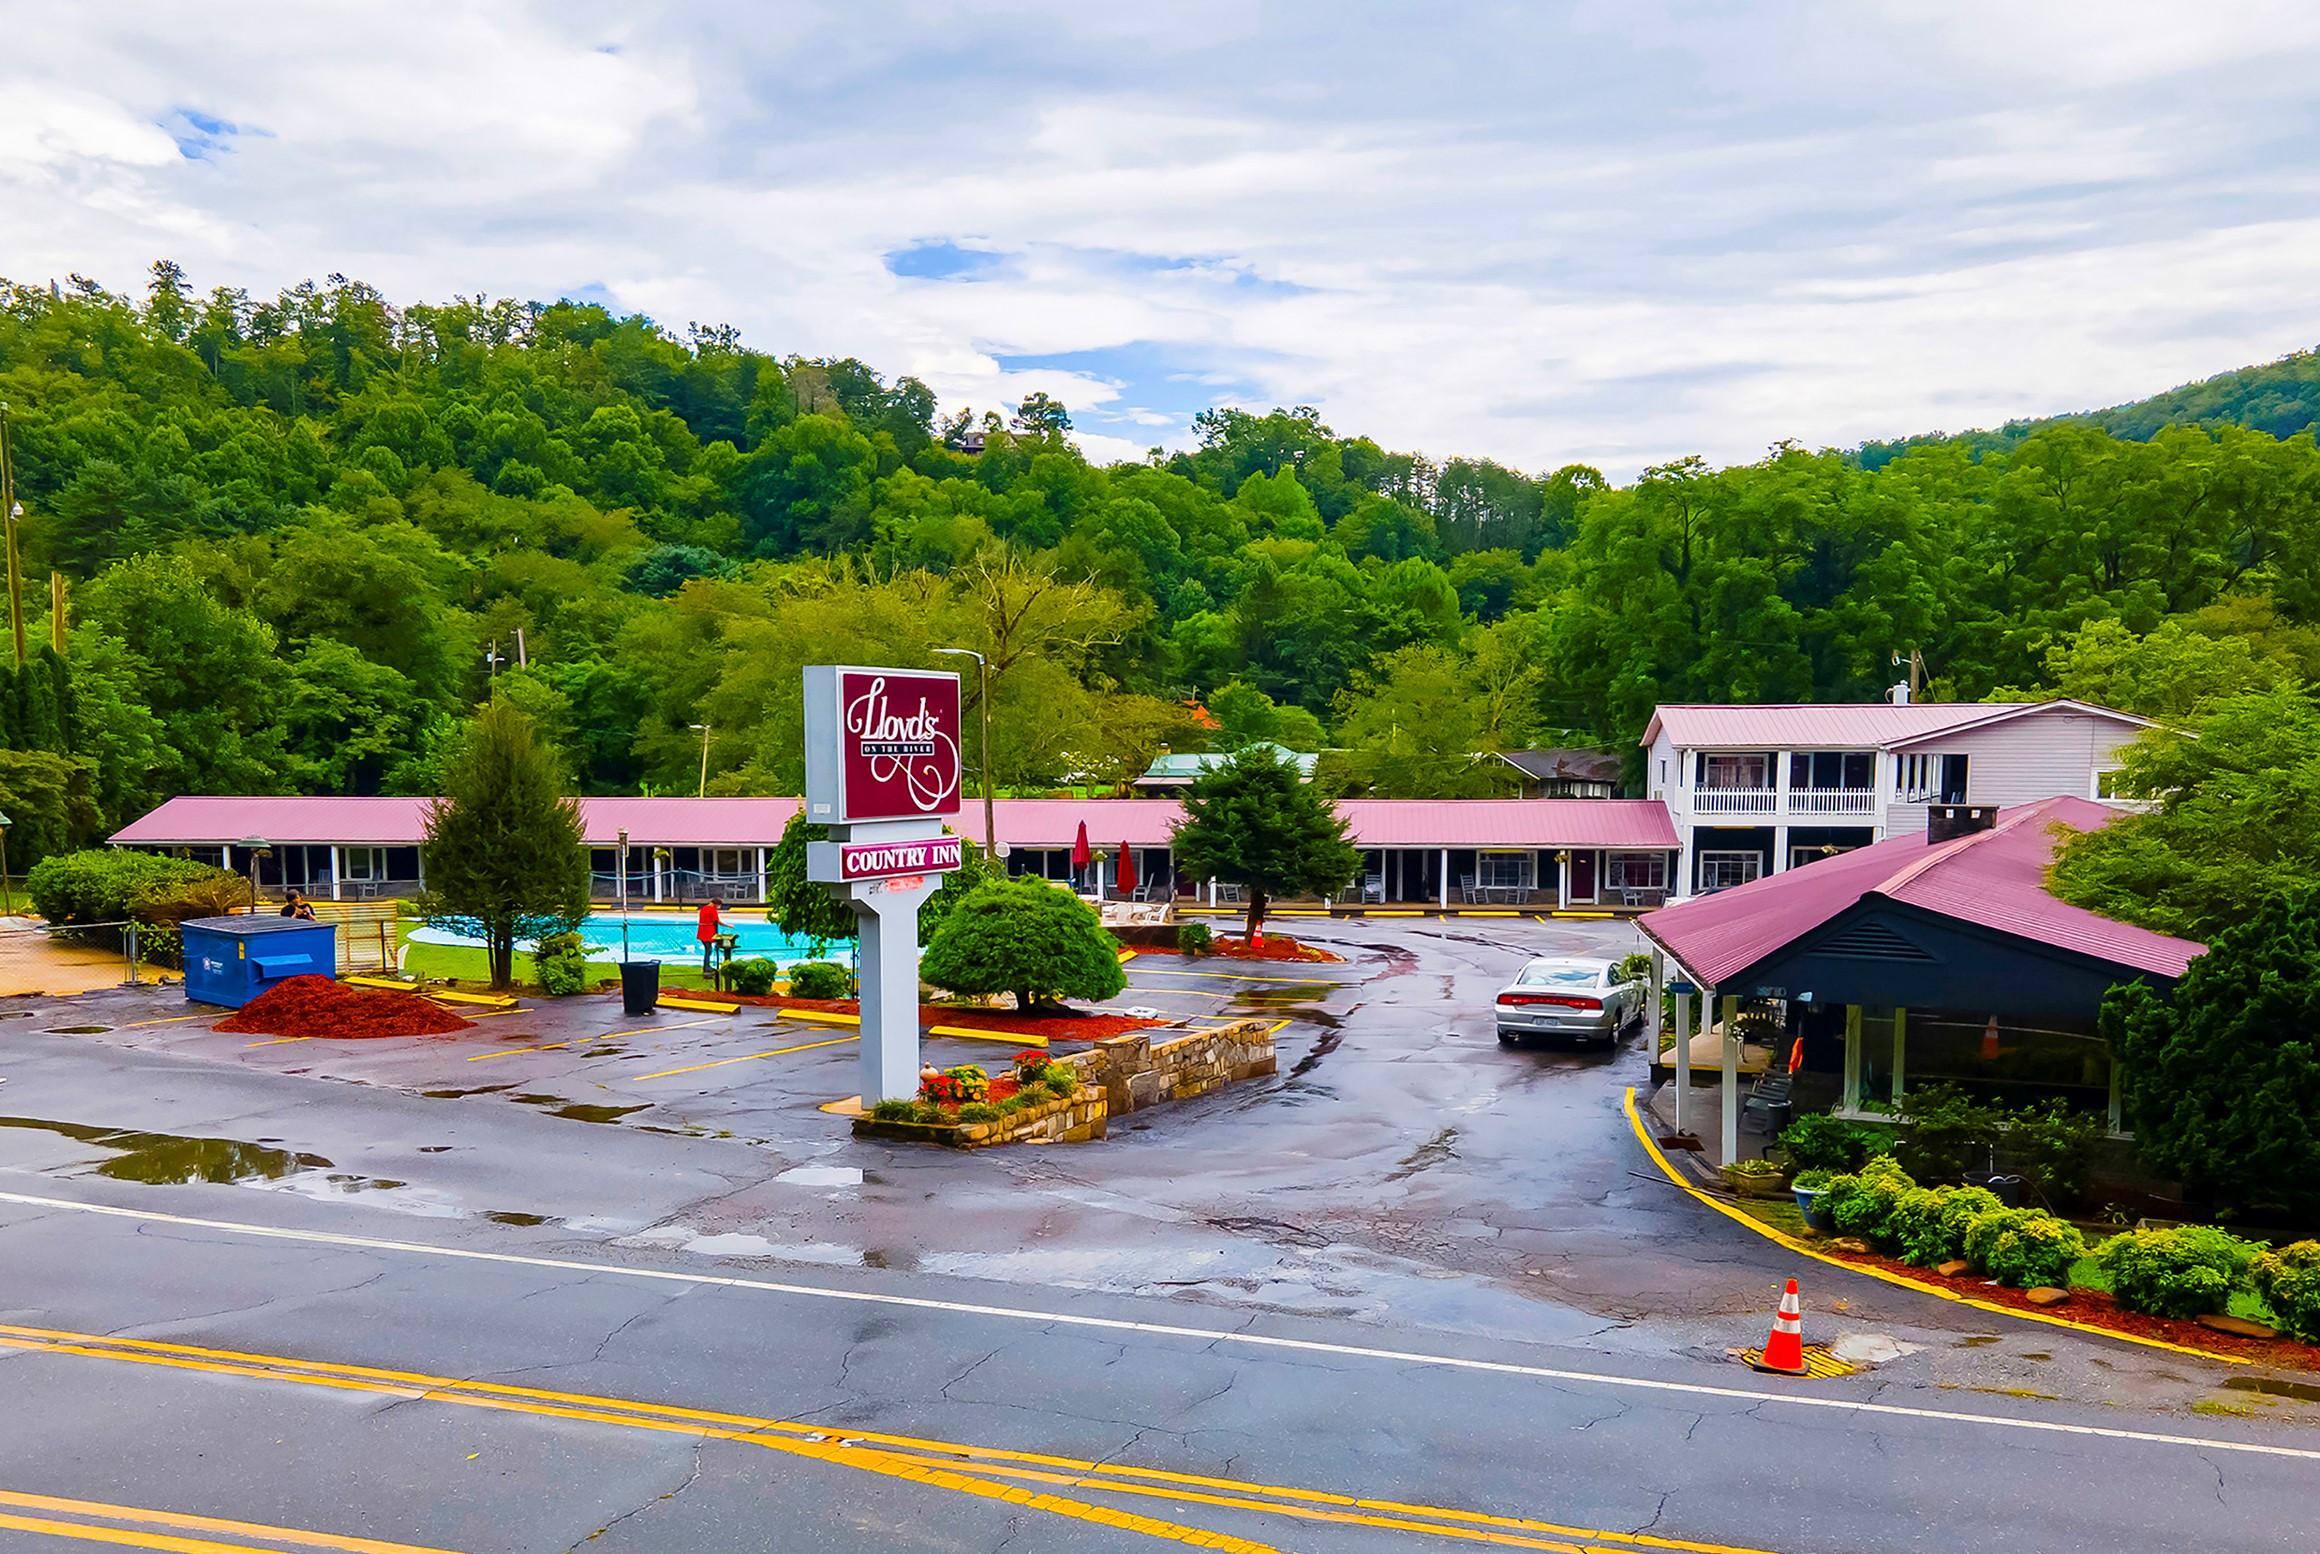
5;1;2320;476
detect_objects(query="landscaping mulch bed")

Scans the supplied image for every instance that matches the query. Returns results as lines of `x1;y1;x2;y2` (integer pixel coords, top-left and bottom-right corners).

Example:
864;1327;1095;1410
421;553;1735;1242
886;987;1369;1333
215;975;473;1039
1820;1244;2320;1370
1149;935;1342;964
653;987;1162;1044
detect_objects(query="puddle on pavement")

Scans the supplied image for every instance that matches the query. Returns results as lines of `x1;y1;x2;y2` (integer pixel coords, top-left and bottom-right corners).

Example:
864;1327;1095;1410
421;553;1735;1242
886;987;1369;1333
44;1025;112;1035
775;1164;864;1187
500;1093;650;1125
1954;1334;2002;1348
1387;1127;1461;1182
420;1083;518;1099
0;1117;332;1183
628;1225;864;1265
1289;1027;1345;1077
2226;1376;2320;1403
486;1210;554;1228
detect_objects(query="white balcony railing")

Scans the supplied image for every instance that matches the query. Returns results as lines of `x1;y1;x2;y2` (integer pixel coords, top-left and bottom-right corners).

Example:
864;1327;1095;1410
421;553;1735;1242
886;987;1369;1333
1692;788;1778;815
1788;787;1877;815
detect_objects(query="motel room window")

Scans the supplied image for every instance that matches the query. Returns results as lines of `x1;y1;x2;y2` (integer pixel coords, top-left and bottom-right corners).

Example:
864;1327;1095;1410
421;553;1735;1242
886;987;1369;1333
344;848;386;881
707;848;747;877
2093;768;2127;800
1697;851;1762;893
1604;852;1666;891
1478;850;1532;890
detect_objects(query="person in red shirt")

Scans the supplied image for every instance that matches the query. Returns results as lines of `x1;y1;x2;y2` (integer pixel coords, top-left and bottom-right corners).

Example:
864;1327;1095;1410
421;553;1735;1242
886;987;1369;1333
696;898;721;974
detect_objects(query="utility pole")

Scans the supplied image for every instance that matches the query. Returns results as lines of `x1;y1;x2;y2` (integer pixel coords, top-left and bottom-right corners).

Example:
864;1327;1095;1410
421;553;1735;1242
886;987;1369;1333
1;403;23;668
1907;648;1925;700
483;640;504;680
48;572;65;655
689;723;712;798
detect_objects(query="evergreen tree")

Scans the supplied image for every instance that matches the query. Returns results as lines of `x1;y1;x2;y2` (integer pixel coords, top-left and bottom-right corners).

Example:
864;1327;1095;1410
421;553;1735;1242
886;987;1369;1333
2100;888;2320;1218
1171;744;1362;936
763;808;859;955
415;698;590;989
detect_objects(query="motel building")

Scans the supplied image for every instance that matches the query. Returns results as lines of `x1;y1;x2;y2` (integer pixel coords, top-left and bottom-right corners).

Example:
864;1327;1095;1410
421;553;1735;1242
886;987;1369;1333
110;795;1682;913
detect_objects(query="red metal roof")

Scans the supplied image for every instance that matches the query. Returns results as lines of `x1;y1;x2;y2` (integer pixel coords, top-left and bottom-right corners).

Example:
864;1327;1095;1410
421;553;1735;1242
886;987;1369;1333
1637;796;2200;987
113;795;1680;852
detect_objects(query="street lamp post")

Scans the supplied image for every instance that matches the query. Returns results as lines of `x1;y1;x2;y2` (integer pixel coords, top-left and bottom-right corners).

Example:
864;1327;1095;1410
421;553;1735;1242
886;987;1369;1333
616;825;631;960
0;808;13;918
238;835;272;912
934;647;995;858
1;400;24;668
689;723;712;798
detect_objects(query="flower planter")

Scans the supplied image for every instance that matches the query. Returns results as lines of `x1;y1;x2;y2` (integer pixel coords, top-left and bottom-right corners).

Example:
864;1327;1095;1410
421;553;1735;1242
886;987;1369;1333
1794;1185;1835;1230
1721;1163;1791;1199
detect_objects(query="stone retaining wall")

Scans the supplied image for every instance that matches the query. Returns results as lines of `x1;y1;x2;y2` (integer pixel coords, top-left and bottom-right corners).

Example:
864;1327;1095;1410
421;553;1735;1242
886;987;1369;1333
1085;1019;1277;1115
852;1088;1107;1149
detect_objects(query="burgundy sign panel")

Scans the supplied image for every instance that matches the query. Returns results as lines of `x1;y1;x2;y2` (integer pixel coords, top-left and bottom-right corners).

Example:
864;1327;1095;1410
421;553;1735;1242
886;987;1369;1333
836;669;963;823
836;834;964;882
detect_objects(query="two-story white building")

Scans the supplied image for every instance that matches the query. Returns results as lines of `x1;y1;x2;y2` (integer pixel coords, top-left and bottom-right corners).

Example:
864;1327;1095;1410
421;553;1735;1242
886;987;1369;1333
1641;699;2155;897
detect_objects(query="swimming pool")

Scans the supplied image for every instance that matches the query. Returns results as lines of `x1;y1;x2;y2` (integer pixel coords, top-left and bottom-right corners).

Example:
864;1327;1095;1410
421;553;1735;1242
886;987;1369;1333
408;912;832;965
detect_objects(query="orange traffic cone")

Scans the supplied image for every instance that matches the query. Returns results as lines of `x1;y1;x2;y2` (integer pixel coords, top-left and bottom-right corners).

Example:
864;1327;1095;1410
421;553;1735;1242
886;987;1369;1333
1753;1278;1807;1376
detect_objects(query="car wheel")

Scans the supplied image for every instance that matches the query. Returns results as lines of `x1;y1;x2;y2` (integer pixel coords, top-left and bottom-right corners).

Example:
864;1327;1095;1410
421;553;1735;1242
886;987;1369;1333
1496;1030;1518;1045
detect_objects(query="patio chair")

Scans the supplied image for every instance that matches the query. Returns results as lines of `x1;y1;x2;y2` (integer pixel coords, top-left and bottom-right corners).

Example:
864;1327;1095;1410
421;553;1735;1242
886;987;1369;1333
1361;874;1385;903
1741;1065;1794;1137
1456;874;1476;904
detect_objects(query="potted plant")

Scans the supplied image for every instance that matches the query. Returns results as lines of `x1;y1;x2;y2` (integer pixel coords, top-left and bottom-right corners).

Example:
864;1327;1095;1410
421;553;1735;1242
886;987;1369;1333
1791;1167;1836;1229
1721;1157;1790;1199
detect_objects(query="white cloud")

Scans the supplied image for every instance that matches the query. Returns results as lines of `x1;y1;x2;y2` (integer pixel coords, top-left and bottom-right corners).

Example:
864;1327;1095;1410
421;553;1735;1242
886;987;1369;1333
3;2;2318;477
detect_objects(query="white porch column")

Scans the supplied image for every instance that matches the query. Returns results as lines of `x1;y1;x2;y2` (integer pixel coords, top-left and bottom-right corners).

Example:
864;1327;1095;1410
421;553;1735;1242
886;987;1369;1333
1772;824;1789;875
1772;749;1790;876
1719;993;1742;1167
329;845;343;901
651;853;664;903
1096;857;1107;900
1208;876;1218;907
1646;949;1663;1049
1892;1008;1908;1102
1438;848;1450;909
1556;851;1570;910
755;847;768;903
1671;988;1692;1133
1842;1004;1864;1112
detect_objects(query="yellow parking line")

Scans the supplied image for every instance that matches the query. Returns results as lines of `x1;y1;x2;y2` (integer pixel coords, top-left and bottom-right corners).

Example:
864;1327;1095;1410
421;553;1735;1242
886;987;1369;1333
468;1016;722;1062
1121;968;1337;986
926;1025;1048;1048
241;1036;308;1049
0;1489;462;1554
774;1007;861;1026
119;1014;217;1029
639;1035;855;1082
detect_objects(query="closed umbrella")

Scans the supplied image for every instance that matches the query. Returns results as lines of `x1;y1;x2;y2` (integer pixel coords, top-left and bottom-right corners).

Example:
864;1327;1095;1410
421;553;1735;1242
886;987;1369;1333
1116;842;1138;899
1071;821;1091;889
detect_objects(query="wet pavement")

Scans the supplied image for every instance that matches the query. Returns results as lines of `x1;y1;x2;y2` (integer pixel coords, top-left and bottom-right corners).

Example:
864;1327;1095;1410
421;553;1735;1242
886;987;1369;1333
4;917;2319;1550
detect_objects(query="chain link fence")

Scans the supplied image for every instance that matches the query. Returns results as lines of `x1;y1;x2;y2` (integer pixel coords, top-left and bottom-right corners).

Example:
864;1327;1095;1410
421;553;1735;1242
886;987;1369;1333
0;918;145;996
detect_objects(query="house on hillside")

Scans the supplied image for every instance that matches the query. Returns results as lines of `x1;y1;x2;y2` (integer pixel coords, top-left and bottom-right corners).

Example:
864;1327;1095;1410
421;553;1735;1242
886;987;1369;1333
1133;743;1318;791
1495;748;1622;799
1636;797;2201;1163
1640;699;2155;898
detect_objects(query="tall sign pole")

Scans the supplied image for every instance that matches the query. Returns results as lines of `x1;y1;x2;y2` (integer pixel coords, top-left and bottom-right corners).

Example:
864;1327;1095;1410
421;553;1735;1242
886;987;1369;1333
803;665;965;1103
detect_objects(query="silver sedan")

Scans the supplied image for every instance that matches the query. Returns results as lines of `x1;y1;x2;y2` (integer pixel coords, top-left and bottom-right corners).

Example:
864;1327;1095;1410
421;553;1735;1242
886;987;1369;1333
1493;956;1639;1046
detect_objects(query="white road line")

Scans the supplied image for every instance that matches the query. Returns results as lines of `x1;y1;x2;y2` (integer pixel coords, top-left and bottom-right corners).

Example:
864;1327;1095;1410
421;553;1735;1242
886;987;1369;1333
3;1187;2316;1466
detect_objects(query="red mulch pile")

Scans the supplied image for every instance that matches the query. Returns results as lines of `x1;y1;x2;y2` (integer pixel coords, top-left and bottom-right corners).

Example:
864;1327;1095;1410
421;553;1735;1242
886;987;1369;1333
1823;1245;2320;1370
1150;935;1341;964
653;987;1162;1044
215;974;472;1039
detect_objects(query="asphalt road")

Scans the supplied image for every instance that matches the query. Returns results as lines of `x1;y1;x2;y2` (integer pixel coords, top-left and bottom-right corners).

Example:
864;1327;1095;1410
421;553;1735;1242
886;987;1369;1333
3;917;2318;1551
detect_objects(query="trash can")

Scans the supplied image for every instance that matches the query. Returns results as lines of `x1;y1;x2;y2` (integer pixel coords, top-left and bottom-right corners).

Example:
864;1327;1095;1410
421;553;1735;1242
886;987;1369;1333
181;915;340;1008
619;959;661;1017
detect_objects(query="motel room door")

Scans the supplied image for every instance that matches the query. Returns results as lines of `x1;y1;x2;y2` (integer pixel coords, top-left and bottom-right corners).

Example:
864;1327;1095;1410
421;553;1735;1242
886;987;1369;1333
1568;851;1597;904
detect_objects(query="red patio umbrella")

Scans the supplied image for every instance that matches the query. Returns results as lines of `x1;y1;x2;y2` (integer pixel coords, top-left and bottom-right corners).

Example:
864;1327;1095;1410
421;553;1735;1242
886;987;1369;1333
1071;820;1091;883
1115;842;1138;897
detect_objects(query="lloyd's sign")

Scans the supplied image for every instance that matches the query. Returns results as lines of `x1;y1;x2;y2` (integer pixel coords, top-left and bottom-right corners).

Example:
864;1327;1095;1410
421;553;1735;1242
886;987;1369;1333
804;665;963;825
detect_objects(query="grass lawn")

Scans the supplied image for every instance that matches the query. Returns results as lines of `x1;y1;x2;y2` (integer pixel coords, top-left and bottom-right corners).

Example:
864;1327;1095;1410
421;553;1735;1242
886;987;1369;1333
397;929;681;990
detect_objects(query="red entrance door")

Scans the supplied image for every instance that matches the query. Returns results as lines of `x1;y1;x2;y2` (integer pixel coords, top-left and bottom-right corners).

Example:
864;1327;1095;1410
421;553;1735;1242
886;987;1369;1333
1569;851;1597;903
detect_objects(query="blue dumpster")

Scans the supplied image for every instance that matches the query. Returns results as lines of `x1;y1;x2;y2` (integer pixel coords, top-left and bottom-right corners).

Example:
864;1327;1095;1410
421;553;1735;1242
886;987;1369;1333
181;915;341;1008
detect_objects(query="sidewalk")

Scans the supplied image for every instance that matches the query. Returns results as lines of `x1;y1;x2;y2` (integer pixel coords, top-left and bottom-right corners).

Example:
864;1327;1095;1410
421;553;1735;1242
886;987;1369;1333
1641;1075;1780;1181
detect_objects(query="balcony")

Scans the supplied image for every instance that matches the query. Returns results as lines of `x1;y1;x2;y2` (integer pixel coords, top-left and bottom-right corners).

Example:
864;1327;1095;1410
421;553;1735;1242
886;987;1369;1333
1689;786;1876;817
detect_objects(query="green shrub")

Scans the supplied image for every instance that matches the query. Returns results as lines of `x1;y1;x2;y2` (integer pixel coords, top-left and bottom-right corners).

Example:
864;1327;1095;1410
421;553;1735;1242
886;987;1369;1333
956;1102;999;1123
787;960;853;999
1176;921;1213;956
1613;951;1652;985
1935;1186;2003;1247
2251;1241;2320;1344
29;849;229;925
2094;1226;2266;1320
533;931;589;996
1776;1113;1891;1173
1888;1187;1963;1266
869;1098;919;1122
136;922;185;970
1892;1083;1994;1184
727;956;780;996
1791;1168;1834;1192
1823;1156;1916;1241
1963;1208;2085;1288
921;878;1126;1010
2005;1100;2109;1205
1045;1065;1079;1098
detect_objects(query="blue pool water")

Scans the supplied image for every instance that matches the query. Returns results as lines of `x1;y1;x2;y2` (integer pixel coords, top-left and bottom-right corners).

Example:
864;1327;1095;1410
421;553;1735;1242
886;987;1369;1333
409;912;829;964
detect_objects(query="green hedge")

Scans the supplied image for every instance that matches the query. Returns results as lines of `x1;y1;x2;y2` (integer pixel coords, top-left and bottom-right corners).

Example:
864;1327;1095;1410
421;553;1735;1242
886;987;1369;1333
1962;1208;2085;1289
2093;1226;2266;1320
2251;1242;2320;1343
1775;1113;1894;1173
787;960;853;1000
1819;1157;2085;1288
727;956;780;996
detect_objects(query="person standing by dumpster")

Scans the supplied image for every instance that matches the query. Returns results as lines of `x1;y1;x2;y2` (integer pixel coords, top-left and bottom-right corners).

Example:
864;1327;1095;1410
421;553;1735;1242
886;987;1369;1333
279;889;317;921
695;897;720;974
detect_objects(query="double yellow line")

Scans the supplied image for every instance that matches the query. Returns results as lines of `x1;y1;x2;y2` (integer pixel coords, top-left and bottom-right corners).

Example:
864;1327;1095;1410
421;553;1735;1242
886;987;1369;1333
0;1323;1778;1554
0;1487;457;1553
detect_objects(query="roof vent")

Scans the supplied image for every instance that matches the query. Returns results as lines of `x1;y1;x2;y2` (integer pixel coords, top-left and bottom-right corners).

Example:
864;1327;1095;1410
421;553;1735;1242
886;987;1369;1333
1814;919;1934;962
1927;803;1999;844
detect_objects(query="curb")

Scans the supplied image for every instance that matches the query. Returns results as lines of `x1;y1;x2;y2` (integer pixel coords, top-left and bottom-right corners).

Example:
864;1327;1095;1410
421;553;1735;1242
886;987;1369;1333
1620;1087;2249;1368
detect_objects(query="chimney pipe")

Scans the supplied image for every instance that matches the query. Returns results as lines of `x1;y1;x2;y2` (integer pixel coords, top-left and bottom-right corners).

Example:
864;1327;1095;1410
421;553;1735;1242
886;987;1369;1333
1927;804;1998;844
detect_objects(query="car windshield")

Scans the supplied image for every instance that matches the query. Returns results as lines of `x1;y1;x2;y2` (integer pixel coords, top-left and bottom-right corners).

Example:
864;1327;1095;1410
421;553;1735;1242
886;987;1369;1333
1516;964;1599;988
